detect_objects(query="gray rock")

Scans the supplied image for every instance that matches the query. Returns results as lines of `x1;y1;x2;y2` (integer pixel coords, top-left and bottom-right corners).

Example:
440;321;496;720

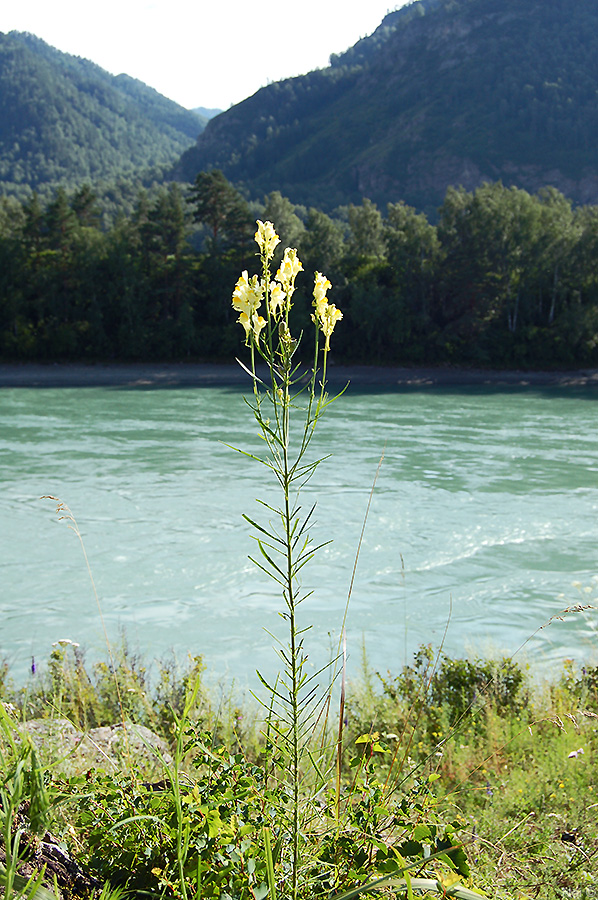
19;718;172;771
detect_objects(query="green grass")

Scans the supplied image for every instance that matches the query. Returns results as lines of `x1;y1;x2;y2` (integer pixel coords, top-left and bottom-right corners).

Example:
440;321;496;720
1;643;597;899
347;650;598;899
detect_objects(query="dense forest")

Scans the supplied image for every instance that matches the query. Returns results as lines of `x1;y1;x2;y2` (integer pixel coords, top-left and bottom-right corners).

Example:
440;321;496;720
1;174;597;369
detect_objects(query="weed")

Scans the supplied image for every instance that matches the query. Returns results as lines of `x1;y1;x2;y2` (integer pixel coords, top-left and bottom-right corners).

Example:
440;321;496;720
0;703;55;900
224;222;477;899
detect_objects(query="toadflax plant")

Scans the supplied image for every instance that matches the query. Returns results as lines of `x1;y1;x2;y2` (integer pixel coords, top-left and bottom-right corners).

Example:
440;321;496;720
231;220;343;899
231;223;479;900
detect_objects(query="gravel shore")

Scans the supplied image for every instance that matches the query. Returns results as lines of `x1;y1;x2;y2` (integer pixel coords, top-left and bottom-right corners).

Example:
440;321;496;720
1;362;598;388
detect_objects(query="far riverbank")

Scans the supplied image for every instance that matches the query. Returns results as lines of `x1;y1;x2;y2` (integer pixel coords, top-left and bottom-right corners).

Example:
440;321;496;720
1;362;598;388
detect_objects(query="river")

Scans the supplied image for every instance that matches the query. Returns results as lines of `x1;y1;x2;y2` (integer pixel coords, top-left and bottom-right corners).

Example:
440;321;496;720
1;382;597;687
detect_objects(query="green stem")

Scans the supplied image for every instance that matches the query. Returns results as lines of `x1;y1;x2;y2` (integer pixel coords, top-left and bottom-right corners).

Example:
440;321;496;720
174;716;188;900
280;358;300;900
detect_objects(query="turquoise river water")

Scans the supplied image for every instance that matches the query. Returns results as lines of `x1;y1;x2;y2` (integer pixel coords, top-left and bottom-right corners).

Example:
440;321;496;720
1;383;597;687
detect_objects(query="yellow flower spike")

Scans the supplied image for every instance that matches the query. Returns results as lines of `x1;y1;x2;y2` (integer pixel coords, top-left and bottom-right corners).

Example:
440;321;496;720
255;220;280;259
232;271;263;321
237;311;253;340
313;271;332;305
311;270;341;349
321;304;342;349
313;271;332;318
276;248;303;293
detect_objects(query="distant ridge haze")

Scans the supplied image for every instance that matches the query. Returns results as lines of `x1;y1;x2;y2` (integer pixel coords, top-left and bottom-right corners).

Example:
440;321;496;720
192;107;223;121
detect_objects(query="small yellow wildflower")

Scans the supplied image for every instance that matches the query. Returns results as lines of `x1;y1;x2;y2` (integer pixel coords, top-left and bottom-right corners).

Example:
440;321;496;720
320;303;343;349
238;312;252;339
269;281;286;318
238;311;267;342
253;314;267;340
255;220;280;259
313;271;331;316
276;248;303;293
311;271;342;349
232;271;262;318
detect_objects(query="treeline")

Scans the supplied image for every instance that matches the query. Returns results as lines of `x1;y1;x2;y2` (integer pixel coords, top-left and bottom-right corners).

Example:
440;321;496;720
1;172;598;368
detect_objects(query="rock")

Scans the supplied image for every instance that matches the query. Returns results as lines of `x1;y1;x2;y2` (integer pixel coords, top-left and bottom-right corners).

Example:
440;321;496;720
19;718;172;772
0;829;100;900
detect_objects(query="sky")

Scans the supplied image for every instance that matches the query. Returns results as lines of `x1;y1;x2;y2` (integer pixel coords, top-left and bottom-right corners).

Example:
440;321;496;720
1;0;409;112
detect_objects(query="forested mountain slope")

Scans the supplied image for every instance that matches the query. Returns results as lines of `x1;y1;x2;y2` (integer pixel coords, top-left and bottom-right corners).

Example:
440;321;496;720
175;0;598;215
0;31;205;198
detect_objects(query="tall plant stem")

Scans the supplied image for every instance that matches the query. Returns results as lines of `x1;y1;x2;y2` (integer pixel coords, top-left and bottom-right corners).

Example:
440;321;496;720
281;368;300;900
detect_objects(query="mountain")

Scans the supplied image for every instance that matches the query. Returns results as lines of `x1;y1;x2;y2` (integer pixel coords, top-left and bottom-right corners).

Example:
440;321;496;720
175;0;598;216
193;106;222;120
0;31;203;196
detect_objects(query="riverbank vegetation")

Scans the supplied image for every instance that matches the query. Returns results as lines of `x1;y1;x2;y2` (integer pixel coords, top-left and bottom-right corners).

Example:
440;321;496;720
2;219;596;900
1;641;597;899
2;177;598;370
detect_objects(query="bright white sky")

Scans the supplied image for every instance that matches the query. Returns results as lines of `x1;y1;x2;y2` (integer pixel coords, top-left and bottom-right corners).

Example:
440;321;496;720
1;0;409;111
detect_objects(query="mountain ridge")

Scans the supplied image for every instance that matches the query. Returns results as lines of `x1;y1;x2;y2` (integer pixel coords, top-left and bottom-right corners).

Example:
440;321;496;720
4;1;598;215
0;30;204;196
174;0;598;215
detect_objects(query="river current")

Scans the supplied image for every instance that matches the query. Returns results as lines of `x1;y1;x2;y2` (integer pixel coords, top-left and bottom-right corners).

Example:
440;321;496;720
2;383;597;686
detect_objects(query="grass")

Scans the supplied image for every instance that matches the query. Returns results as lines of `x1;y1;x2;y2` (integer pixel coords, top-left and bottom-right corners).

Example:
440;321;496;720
1;642;597;899
347;649;598;899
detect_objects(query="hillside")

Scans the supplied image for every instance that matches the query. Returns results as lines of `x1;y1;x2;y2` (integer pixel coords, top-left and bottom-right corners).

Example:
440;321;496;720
193;106;222;120
0;31;204;197
175;0;598;215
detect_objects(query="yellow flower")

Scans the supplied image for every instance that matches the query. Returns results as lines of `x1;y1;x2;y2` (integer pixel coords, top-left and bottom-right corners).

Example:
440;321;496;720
252;314;267;340
276;248;303;293
311;271;341;349
323;303;342;330
238;311;252;339
232;271;262;318
255;220;280;259
238;311;267;343
269;281;286;318
313;271;332;319
314;272;332;306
